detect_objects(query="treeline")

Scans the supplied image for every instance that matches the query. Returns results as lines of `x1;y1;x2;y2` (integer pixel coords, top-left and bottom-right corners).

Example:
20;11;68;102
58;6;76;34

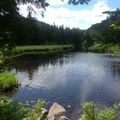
0;4;120;54
88;8;120;45
0;15;93;51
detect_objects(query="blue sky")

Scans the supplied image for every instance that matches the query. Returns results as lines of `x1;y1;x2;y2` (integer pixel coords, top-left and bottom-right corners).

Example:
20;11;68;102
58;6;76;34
19;0;120;29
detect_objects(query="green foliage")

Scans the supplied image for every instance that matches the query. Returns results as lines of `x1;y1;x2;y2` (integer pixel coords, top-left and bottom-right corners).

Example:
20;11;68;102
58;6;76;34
88;43;120;54
107;44;120;54
0;97;45;120
88;43;107;53
0;97;27;120
11;45;73;56
88;8;120;48
0;32;15;55
27;100;45;120
81;102;96;120
81;102;120;120
0;71;18;90
0;53;4;67
98;103;120;120
10;17;85;47
110;24;120;30
98;108;116;120
15;45;73;51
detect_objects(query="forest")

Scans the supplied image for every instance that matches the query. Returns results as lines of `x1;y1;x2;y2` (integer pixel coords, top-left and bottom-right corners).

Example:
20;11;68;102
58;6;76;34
0;0;120;55
88;9;120;53
0;7;120;56
0;0;120;120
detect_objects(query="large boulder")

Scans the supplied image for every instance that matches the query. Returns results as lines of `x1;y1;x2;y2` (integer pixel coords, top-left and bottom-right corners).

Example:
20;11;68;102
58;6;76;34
47;102;66;120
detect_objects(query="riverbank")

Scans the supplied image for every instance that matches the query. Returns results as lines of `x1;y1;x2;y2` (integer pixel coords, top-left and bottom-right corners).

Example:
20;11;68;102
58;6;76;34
10;45;73;57
1;97;120;120
88;44;120;56
0;45;73;91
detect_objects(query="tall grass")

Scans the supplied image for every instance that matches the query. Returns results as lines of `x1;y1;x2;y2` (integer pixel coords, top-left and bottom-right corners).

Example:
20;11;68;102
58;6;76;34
9;45;73;58
89;43;120;55
0;71;18;90
14;45;72;52
107;44;120;54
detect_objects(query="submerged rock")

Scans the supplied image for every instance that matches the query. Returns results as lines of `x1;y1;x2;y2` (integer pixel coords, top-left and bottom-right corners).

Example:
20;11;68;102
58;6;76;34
59;116;70;120
66;105;71;109
47;102;66;118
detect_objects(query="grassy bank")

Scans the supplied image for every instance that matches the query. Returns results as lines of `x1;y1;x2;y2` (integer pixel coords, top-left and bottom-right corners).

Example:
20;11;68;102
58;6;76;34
89;44;120;56
0;71;18;91
11;45;73;56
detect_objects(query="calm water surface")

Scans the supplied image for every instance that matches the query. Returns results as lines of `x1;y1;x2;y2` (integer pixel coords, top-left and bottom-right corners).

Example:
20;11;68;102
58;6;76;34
7;52;120;119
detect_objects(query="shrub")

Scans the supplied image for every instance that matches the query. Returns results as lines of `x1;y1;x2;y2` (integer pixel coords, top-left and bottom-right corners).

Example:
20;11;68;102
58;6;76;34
81;102;120;120
81;102;96;120
0;70;18;90
0;97;45;120
0;97;27;120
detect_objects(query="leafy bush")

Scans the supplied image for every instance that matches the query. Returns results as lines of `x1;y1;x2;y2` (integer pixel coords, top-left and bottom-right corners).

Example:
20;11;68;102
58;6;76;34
81;102;120;120
27;100;45;120
0;70;18;90
0;97;27;120
0;97;45;120
98;103;120;120
0;53;4;70
81;102;96;120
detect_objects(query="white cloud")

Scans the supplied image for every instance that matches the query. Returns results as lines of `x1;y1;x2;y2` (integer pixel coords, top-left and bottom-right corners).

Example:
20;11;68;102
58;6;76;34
47;0;68;6
19;0;111;29
19;4;28;17
18;3;43;17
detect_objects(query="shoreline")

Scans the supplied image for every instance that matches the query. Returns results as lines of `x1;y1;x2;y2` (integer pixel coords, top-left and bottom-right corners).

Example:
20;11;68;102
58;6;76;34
1;45;73;91
8;45;74;59
88;44;120;57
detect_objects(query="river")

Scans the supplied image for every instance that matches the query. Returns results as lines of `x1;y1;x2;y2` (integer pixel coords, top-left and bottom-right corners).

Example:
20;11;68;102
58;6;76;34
7;52;120;119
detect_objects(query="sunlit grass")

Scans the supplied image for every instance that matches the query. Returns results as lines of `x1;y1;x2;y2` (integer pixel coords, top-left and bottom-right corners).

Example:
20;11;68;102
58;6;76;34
11;45;73;56
89;43;120;55
0;71;18;90
108;44;120;54
16;45;73;50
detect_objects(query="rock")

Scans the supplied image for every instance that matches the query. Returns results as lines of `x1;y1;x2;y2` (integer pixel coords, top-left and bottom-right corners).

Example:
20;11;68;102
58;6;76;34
48;116;55;120
47;102;66;118
25;84;29;86
59;116;70;120
66;105;71;109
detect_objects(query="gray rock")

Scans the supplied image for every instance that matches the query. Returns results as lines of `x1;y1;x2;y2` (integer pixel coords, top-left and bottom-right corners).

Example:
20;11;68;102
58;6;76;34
66;105;71;109
47;102;66;118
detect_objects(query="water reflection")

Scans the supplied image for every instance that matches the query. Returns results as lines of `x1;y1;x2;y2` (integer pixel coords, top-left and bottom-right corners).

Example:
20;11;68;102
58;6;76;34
7;53;120;119
10;54;70;89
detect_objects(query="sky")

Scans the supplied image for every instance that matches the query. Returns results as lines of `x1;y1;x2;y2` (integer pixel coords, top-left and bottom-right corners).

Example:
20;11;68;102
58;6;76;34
19;0;120;29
